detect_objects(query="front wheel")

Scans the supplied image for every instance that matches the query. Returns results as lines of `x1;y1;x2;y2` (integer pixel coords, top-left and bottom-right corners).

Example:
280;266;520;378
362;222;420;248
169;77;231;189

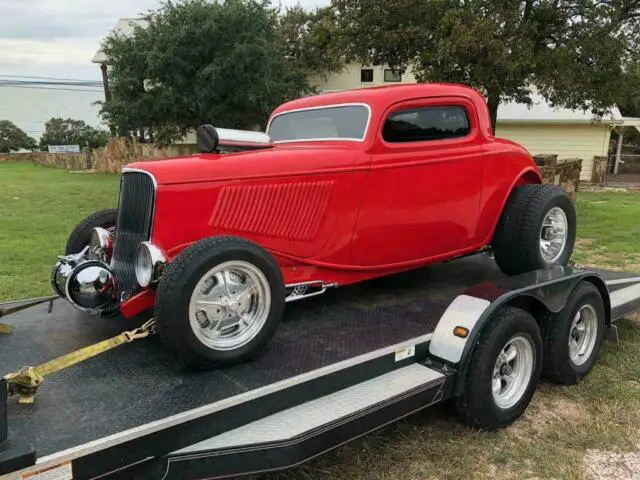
493;184;576;276
155;236;285;369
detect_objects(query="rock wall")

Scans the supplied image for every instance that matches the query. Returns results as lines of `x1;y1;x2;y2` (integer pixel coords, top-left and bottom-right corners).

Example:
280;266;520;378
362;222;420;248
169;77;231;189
92;138;198;173
539;158;582;200
0;152;88;170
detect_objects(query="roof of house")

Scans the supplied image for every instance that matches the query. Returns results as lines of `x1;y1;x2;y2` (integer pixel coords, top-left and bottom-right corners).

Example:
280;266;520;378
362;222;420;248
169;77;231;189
91;18;149;64
497;93;624;124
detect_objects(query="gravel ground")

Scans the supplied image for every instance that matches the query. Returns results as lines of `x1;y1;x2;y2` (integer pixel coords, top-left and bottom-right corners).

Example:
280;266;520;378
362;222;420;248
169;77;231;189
585;445;640;479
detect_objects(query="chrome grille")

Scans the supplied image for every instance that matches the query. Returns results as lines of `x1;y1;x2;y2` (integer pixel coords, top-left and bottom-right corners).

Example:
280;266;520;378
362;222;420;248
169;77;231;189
111;171;155;295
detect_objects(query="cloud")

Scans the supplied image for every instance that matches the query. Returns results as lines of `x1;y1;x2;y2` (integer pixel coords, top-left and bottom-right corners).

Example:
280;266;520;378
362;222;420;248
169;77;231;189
0;0;328;79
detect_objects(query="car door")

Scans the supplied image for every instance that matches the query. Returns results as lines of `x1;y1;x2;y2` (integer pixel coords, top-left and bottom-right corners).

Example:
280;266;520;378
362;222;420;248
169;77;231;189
351;96;484;266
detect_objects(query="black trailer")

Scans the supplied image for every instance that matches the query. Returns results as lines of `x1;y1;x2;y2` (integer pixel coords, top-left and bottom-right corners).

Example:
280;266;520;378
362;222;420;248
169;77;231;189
1;255;639;480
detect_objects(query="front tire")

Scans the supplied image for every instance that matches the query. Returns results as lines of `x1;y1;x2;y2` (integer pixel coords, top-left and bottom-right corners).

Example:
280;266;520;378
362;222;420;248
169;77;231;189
542;282;605;385
155;236;285;369
454;307;542;429
493;184;576;276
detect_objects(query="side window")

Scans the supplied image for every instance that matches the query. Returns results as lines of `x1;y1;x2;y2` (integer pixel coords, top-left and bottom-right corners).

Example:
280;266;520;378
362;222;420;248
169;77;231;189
383;106;470;143
384;69;402;82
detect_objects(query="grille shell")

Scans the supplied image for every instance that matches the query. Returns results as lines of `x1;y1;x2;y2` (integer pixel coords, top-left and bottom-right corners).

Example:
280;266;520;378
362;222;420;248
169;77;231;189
111;171;156;296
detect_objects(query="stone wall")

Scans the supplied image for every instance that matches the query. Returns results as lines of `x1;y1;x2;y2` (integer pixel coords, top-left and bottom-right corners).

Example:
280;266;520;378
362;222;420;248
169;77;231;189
0;152;88;170
92;138;198;173
539;157;582;200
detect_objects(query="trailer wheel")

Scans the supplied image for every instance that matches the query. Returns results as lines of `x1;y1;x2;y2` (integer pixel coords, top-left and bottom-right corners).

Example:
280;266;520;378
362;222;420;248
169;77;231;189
542;282;605;385
493;184;576;276
155;236;285;369
454;307;542;429
65;208;117;255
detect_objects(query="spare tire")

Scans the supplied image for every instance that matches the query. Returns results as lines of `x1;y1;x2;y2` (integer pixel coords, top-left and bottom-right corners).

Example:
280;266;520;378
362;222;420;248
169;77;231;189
492;184;576;276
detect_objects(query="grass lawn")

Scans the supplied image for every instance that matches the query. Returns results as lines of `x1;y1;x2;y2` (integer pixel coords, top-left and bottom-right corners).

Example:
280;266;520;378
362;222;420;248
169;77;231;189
0;163;639;479
0;163;119;301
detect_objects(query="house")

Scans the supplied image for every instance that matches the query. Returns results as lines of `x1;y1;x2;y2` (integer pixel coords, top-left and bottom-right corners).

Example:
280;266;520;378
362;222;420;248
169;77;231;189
496;96;640;182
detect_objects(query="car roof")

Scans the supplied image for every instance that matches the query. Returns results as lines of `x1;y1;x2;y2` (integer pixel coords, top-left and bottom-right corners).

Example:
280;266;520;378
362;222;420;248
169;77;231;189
270;83;483;116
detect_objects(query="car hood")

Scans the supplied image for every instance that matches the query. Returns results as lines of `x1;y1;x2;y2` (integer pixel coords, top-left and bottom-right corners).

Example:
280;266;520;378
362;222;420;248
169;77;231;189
125;144;363;185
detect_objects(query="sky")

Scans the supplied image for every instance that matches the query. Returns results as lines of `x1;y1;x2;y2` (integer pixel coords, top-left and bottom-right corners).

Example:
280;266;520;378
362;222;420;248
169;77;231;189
0;0;327;81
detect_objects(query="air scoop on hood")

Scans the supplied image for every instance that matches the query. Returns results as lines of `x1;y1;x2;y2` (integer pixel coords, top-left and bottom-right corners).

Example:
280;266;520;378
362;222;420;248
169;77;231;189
197;124;273;153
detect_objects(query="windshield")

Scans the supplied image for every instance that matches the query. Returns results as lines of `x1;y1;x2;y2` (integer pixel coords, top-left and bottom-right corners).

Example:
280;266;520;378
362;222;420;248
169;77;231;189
267;105;370;143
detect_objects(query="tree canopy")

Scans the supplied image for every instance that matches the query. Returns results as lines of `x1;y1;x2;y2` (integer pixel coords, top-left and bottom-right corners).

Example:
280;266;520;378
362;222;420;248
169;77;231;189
39;118;110;150
0;121;36;153
332;0;640;130
100;0;339;144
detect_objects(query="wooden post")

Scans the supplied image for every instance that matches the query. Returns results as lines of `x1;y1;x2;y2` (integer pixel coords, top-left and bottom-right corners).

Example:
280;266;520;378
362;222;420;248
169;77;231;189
100;63;111;102
614;128;624;175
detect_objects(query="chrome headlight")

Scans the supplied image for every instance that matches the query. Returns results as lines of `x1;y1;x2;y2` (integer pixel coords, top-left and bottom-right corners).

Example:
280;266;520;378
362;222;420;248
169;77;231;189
89;227;113;263
67;261;116;310
135;242;166;287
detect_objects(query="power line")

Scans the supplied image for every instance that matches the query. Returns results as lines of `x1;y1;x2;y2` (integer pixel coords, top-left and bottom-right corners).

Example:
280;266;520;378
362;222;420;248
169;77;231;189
0;80;102;87
0;85;104;93
0;74;102;82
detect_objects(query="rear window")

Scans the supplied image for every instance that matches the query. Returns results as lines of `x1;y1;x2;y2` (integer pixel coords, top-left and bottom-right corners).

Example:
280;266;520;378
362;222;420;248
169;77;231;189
268;105;370;143
383;106;470;143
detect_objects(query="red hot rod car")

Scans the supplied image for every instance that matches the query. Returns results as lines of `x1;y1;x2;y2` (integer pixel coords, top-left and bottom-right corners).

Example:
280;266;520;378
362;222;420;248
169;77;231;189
52;84;576;367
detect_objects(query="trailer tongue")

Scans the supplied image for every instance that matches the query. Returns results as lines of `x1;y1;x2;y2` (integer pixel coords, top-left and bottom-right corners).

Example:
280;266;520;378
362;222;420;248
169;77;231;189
1;255;639;480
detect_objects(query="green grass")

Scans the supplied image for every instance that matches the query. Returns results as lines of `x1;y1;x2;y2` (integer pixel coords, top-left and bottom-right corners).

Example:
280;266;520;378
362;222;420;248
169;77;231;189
0;163;119;301
0;163;639;479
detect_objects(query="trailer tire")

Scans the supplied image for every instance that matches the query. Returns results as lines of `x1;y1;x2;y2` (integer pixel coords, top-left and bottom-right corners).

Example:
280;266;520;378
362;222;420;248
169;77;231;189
493;184;576;276
454;307;542;430
542;282;605;385
65;208;117;255
155;236;285;369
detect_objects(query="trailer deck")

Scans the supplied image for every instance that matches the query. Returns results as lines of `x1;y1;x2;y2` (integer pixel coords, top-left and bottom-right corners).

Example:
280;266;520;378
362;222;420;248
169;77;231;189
1;255;639;479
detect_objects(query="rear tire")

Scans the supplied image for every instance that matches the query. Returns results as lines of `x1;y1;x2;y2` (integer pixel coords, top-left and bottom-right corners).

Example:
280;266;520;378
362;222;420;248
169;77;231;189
454;307;542;429
493;184;576;276
155;236;285;369
65;208;117;255
542;282;605;385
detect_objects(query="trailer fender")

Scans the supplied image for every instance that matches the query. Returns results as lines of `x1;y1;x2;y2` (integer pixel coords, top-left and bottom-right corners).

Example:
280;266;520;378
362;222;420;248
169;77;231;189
427;268;610;396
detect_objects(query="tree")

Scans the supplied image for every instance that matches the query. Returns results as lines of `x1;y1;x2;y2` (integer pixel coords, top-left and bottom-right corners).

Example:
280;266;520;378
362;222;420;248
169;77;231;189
279;5;343;80
100;0;318;145
39;118;110;150
0;121;36;153
332;0;640;131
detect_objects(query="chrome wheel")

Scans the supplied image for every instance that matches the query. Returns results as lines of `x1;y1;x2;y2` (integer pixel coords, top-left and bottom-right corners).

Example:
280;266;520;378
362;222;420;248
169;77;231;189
188;261;271;351
492;336;535;409
540;207;568;264
569;304;598;366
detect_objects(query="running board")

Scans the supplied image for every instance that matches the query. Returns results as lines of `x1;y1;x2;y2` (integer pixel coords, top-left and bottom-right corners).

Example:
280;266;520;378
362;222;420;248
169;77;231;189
165;364;448;479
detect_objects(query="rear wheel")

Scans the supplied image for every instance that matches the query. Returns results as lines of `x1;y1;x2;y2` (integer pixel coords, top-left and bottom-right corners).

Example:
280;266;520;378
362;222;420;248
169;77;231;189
493;184;576;276
454;307;542;429
65;208;117;255
155;236;285;368
542;282;605;385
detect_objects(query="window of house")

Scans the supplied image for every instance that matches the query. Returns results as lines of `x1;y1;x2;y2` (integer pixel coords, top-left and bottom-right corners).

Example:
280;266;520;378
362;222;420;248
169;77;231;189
360;69;374;82
383;69;402;82
382;106;471;143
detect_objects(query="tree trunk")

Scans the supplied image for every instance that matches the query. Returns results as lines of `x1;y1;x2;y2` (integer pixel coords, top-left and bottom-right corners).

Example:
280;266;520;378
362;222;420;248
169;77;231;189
486;91;500;135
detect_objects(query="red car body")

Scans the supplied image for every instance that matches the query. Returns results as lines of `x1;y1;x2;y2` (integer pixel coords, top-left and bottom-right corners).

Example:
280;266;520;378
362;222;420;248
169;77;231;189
120;83;541;318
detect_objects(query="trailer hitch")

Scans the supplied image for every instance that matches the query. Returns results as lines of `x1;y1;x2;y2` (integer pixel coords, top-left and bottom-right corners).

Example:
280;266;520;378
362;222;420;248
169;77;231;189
3;319;156;404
